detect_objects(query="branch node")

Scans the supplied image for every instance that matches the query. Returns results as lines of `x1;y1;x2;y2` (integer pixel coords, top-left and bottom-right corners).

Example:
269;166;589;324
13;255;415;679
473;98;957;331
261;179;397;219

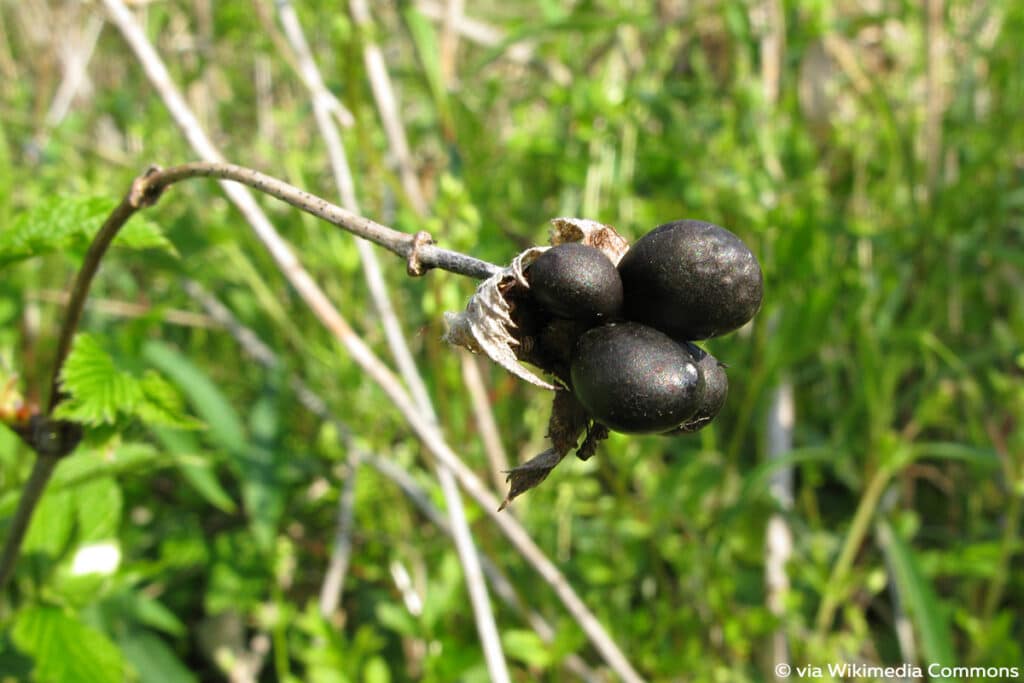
11;414;84;460
406;231;434;277
129;165;166;208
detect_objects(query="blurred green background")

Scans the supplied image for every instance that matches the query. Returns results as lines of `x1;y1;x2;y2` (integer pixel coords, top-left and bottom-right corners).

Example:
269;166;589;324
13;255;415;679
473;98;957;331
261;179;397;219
1;0;1022;681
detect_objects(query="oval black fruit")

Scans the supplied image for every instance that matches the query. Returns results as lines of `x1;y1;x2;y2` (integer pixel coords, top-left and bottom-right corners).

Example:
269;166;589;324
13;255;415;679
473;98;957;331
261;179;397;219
664;343;728;434
570;322;702;434
617;220;763;340
527;243;623;322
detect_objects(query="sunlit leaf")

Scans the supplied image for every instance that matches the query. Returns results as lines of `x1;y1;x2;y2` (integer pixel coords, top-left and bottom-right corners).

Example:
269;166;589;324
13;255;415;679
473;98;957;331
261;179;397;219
11;605;126;683
0;195;175;267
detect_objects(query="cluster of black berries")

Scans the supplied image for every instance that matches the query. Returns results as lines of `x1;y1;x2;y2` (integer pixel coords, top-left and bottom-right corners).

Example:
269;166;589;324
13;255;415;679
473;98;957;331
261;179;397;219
522;220;763;435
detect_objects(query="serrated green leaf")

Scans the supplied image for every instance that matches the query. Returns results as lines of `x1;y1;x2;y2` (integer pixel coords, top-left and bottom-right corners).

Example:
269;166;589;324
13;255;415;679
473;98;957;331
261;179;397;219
12;605;126;683
0;195;176;267
54;334;144;425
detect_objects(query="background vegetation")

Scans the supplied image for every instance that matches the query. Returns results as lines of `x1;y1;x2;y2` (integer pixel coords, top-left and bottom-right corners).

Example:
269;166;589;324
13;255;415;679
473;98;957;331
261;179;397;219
1;0;1022;681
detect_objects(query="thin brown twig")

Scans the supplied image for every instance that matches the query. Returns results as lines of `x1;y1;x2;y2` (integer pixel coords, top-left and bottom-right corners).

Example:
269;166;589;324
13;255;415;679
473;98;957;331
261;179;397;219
0;455;60;590
146;162;499;279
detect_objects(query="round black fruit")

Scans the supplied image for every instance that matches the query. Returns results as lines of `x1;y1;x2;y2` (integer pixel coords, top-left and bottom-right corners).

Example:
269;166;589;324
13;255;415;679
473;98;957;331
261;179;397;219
570;322;702;434
617;220;763;340
527;243;623;322
664;343;728;435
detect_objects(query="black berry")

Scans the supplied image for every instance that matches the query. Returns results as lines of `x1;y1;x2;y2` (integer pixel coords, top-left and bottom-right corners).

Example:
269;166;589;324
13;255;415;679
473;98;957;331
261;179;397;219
570;322;702;434
527;243;623;323
664;343;728;434
617;220;763;340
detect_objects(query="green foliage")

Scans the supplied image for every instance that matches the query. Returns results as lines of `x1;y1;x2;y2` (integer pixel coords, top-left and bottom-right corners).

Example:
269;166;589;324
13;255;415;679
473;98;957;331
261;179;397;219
11;606;126;683
0;196;175;268
54;333;200;430
1;0;1022;681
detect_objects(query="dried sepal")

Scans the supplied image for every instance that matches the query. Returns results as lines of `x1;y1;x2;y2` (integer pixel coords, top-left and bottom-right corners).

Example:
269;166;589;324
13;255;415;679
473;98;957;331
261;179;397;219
550;217;630;265
443;247;556;390
499;391;590;510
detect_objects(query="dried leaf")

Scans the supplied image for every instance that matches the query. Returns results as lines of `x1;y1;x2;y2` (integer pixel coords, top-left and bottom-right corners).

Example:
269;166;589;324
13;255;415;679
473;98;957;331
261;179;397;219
500;390;590;509
550;217;630;265
499;448;566;511
576;423;609;461
548;390;589;454
443;247;556;390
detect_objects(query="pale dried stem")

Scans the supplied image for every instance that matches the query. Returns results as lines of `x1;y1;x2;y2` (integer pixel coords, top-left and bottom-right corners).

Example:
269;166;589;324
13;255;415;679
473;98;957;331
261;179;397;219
439;0;464;86
318;456;359;617
349;0;428;215
755;3;792;674
272;6;508;679
30;289;216;328
924;0;946;195
45;12;103;129
765;381;794;677
415;0;571;84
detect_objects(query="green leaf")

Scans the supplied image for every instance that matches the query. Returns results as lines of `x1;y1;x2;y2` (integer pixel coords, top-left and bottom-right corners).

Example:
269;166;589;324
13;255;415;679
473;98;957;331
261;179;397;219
145;342;280;548
502;629;551;667
23;488;75;560
0;195;175;267
876;519;956;677
102;590;188;638
119;632;197;683
143;341;247;453
137;372;205;430
374;602;418;638
54;336;199;433
55;334;144;425
74;477;122;543
11;605;126;683
151;426;237;513
51;443;166;491
362;656;391;683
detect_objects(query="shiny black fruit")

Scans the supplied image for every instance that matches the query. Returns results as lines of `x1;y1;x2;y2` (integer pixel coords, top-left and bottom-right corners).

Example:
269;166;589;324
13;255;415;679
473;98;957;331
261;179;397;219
527;243;623;322
570;322;702;434
617;220;763;340
664;343;728;434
